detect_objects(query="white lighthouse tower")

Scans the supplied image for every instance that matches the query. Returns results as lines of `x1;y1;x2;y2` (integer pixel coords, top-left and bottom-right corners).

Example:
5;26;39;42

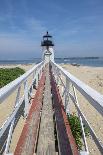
41;31;54;63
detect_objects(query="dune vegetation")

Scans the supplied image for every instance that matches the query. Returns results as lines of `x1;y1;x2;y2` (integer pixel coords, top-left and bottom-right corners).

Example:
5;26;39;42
0;67;25;88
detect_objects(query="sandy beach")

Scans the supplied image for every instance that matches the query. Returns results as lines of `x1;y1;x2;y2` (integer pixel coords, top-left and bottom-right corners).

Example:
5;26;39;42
0;63;103;154
61;64;103;94
0;63;35;71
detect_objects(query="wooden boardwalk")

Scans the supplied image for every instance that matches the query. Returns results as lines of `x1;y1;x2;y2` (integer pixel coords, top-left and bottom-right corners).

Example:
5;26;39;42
37;64;55;155
14;64;78;155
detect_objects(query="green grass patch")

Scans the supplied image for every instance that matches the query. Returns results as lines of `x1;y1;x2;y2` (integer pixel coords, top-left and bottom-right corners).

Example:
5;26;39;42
0;67;25;88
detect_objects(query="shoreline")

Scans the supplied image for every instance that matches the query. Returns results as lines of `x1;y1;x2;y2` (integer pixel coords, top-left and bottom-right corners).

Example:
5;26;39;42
0;63;35;71
0;62;103;67
58;62;103;68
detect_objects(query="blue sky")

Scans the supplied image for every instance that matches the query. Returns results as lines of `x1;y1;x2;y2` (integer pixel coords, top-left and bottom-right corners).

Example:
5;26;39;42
0;0;103;59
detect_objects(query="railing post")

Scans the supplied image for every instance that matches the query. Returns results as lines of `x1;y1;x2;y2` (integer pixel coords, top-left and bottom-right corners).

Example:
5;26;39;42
4;119;15;155
39;66;42;78
32;70;37;91
24;80;29;117
59;73;64;96
32;70;36;90
56;71;61;86
72;85;89;154
65;78;70;114
4;86;21;154
53;66;57;83
14;86;21;107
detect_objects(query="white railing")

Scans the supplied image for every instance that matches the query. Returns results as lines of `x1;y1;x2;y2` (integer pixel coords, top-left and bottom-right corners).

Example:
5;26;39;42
0;60;103;154
0;61;44;154
50;61;103;155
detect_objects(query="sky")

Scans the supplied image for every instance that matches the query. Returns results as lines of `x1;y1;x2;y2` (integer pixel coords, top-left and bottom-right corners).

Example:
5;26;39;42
0;0;103;59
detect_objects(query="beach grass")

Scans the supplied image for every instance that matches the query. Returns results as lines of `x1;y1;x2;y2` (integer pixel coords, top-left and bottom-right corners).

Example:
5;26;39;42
0;67;25;88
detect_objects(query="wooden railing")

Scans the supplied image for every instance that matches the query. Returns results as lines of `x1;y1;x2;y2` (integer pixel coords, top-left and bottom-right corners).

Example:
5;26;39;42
0;62;44;154
50;61;103;154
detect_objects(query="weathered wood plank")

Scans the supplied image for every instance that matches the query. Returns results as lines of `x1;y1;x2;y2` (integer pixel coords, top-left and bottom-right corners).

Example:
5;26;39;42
37;64;55;155
50;65;79;155
14;72;45;155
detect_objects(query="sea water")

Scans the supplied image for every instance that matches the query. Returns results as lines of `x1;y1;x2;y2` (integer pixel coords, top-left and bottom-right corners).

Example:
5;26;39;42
55;57;103;67
0;57;103;67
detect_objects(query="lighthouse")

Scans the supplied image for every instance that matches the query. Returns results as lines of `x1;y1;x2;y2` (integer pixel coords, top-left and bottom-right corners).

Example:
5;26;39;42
41;31;54;63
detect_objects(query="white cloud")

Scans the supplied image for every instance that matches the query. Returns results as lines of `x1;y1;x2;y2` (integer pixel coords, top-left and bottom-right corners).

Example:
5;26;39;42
0;17;47;58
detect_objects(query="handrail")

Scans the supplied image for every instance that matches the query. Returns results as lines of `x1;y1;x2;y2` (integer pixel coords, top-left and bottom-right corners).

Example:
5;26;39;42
0;61;44;154
0;62;43;103
51;61;103;116
50;61;103;154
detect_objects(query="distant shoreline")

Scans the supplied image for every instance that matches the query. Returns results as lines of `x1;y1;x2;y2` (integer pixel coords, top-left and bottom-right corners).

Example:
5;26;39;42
0;57;103;67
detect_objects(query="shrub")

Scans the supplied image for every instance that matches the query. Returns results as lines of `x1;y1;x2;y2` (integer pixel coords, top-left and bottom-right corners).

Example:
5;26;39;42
67;113;89;150
0;67;25;88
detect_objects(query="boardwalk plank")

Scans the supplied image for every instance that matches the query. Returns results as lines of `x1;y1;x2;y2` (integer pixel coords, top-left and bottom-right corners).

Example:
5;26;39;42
14;72;45;155
37;64;55;155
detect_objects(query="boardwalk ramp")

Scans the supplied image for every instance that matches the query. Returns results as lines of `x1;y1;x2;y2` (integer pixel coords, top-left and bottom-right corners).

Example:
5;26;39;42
14;64;78;155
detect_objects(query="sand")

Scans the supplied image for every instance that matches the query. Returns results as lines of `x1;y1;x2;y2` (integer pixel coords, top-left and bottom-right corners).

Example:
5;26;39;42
0;63;35;70
0;63;103;154
61;64;103;94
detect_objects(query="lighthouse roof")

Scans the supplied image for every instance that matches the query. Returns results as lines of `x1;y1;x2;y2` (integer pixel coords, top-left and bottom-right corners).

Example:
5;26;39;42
43;31;52;38
41;31;54;46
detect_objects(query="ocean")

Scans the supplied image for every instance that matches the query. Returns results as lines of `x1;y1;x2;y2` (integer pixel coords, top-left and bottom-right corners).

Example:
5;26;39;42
0;57;103;67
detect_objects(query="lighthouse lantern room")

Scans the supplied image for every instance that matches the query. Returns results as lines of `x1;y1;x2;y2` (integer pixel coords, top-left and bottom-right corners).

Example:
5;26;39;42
41;31;54;63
